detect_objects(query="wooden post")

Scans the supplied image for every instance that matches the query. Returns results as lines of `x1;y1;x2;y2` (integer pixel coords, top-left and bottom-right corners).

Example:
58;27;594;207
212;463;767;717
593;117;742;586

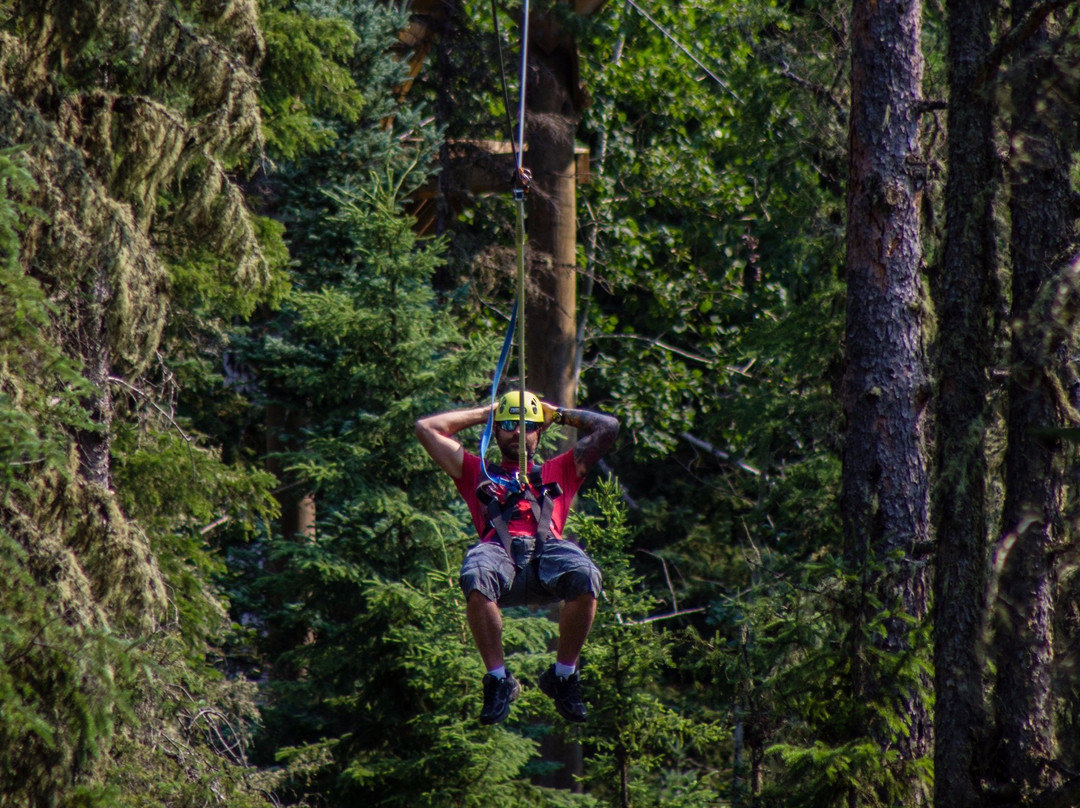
523;15;585;411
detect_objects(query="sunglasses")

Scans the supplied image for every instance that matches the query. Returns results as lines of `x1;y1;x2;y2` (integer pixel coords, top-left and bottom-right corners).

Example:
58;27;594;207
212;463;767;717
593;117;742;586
496;420;541;433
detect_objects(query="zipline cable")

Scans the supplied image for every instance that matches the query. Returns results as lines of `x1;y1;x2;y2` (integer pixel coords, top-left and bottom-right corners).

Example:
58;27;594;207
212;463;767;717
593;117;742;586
514;0;531;178
488;0;520;164
479;0;533;491
514;0;531;487
514;195;528;485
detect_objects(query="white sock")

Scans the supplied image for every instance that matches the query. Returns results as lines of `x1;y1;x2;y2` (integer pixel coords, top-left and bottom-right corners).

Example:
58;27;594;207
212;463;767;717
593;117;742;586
554;661;576;678
487;666;507;679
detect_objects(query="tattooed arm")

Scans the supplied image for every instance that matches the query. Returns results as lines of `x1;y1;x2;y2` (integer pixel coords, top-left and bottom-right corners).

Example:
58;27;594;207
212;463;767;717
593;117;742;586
557;407;620;478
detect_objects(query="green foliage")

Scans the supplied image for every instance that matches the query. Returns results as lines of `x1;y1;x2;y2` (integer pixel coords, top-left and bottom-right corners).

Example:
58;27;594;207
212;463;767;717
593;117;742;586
0;4;300;804
700;552;933;808
570;478;727;807
0;148;94;496
0;149;111;805
564;14;854;803
0;529;127;807
576;0;846;455
3;0;278;342
259;0;368;160
168;215;291;326
100;627;280;808
232;158;519;803
0;146;38;269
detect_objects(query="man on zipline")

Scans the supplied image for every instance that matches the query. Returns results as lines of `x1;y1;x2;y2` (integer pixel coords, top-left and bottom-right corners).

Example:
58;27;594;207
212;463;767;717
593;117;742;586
415;390;619;725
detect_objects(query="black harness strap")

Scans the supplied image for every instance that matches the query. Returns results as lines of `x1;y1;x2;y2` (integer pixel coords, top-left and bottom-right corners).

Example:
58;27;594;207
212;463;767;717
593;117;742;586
476;467;562;558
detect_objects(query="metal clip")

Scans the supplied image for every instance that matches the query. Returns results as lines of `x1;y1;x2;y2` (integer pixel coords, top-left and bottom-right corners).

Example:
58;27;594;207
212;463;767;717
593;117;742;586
511;166;533;198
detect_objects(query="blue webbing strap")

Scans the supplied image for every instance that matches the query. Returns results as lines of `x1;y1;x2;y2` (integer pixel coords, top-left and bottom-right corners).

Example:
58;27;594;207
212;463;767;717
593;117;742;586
480;0;532;495
479;299;522;491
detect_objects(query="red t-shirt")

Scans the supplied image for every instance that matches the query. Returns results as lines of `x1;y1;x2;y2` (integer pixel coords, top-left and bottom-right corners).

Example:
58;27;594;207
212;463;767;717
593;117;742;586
454;451;584;542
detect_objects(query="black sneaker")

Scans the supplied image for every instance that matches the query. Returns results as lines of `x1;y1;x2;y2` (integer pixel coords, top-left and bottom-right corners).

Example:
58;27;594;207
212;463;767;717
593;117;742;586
538;665;587;723
479;671;522;725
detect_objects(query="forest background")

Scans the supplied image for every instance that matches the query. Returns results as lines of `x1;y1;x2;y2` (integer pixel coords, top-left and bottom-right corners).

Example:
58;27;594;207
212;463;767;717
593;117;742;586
1;0;1080;806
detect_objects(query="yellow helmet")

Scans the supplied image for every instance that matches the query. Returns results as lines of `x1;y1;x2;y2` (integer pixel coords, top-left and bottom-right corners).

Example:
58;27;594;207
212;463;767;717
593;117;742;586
495;390;544;423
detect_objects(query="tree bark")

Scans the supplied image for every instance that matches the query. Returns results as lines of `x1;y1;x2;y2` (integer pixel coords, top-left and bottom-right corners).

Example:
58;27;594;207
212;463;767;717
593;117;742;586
993;0;1071;794
265;402;317;544
524;22;581;410
842;0;931;798
76;265;114;489
932;2;998;807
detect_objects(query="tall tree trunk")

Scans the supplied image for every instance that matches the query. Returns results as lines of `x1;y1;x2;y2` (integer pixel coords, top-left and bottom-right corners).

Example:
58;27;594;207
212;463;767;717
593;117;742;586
841;1;931;800
993;1;1071;795
524;22;581;410
932;2;997;806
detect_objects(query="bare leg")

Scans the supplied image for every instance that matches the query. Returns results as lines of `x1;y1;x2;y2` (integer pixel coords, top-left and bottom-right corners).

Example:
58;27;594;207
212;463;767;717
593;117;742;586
466;590;504;671
556;593;597;667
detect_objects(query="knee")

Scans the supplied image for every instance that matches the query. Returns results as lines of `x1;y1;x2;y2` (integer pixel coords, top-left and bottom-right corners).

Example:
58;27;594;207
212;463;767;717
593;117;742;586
557;570;602;601
468;589;496;605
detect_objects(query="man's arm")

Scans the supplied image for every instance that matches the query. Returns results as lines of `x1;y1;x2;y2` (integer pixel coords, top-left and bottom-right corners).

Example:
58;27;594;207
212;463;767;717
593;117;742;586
549;406;619;478
414;404;492;479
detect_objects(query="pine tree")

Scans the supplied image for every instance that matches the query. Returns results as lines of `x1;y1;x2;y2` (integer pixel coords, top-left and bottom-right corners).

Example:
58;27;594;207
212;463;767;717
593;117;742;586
570;477;726;808
0;1;315;803
236;167;571;805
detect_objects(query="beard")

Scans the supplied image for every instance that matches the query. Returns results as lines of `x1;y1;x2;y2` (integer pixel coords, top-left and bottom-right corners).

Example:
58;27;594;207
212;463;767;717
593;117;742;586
496;433;538;462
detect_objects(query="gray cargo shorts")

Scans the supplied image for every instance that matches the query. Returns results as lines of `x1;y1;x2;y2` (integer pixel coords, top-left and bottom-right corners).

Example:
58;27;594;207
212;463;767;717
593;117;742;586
459;537;603;607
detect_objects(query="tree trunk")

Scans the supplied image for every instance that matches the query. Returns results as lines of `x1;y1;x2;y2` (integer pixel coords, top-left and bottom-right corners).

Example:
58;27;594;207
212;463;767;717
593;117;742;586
265;402;317;544
732;709;744;807
76;266;114;489
932;2;998;806
993;1;1071;795
841;0;931;798
264;401;317;672
524;23;580;410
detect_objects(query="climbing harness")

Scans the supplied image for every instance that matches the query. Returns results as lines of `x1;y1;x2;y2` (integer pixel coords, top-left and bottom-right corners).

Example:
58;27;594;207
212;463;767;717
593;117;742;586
476;466;563;560
479;0;534;492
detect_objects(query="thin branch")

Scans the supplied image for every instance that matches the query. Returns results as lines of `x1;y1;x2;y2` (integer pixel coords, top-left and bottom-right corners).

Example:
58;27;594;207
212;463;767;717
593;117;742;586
200;515;231;536
916;99;948;113
977;0;1078;89
777;61;845;112
623;0;743;103
682;432;761;476
588;332;718;365
2;614;63;666
107;375;193;443
626;606;707;625
109;374;197;476
637;548;680;612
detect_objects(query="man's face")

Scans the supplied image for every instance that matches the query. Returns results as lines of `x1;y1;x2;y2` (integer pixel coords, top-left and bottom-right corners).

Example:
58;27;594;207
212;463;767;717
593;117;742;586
495;420;542;462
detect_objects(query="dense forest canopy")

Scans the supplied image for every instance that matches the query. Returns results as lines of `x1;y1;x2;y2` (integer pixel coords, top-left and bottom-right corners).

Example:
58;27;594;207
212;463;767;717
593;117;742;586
1;0;1080;806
